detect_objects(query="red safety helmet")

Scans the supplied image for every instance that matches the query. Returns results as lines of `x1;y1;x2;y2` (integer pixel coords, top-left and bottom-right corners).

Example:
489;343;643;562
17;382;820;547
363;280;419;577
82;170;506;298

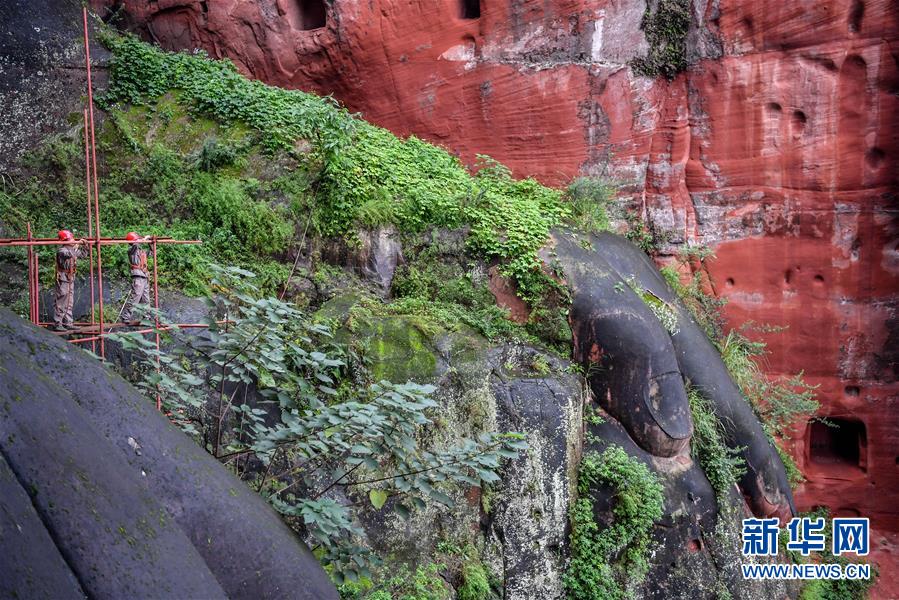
58;230;74;241
125;231;141;241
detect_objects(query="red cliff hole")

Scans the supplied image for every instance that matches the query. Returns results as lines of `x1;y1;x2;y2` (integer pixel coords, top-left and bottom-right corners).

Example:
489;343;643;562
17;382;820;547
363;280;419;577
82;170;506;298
865;147;884;170
294;0;326;30
460;0;481;19
848;0;864;33
845;385;860;397
725;277;735;287
845;54;867;72
791;110;807;138
809;418;867;473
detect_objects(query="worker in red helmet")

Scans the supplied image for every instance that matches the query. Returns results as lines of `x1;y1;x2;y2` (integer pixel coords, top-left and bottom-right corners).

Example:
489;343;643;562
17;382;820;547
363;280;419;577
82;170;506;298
52;230;89;332
120;232;150;324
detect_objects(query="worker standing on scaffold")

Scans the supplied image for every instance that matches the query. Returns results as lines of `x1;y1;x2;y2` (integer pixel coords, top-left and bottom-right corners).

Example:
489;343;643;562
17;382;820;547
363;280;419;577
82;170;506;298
52;230;89;332
120;232;150;325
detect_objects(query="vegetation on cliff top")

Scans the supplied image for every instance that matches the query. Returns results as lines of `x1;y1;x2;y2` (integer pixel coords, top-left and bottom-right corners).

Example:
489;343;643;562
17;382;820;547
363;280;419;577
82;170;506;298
100;33;579;307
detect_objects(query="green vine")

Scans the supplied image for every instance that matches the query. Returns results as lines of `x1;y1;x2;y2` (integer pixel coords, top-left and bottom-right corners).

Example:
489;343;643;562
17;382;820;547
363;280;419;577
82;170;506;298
687;386;745;504
564;446;664;600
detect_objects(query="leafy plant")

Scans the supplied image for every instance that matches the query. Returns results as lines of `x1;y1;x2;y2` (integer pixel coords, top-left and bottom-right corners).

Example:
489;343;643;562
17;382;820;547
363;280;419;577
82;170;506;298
641;289;680;335
458;561;491;600
564;446;664;600
194;137;244;172
718;329;819;438
102;33;355;159
98;34;578;315
660;259;817;488
687;386;745;504
389;246;542;345
565;177;613;234
372;562;451;600
631;0;692;79
110;265;525;580
623;210;666;255
624;275;680;335
659;265;726;341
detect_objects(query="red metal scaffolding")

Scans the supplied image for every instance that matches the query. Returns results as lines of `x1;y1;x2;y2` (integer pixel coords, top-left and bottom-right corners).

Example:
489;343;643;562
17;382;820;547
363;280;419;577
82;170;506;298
0;8;207;411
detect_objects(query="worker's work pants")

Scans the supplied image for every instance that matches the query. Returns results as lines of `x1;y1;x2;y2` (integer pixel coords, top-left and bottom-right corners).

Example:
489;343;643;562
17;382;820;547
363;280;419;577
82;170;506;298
53;279;75;327
121;276;150;322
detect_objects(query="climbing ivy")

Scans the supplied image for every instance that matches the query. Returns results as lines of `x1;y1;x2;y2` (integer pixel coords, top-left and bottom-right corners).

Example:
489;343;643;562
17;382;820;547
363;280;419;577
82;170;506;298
564;446;664;600
102;33;355;159
100;34;579;311
630;0;692;80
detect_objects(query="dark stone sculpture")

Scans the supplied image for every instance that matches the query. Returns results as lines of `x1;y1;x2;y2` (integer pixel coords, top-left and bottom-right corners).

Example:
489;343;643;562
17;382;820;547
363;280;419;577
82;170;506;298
0;308;338;600
546;230;795;521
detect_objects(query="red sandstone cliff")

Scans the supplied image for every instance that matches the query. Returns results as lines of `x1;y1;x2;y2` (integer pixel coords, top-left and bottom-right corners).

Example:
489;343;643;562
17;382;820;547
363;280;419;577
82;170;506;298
99;0;898;595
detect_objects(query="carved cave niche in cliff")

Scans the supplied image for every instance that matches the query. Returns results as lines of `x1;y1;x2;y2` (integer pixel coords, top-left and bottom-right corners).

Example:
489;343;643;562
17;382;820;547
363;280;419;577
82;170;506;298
459;0;480;19
807;418;868;475
848;0;864;33
286;0;326;31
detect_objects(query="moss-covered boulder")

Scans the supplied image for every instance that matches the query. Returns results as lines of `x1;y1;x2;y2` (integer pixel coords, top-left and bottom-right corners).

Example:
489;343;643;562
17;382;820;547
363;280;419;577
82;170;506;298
316;291;583;599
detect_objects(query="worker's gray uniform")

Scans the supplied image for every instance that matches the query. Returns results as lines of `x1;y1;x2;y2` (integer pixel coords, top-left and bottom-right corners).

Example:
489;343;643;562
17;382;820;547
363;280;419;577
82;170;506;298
53;244;88;328
121;244;150;322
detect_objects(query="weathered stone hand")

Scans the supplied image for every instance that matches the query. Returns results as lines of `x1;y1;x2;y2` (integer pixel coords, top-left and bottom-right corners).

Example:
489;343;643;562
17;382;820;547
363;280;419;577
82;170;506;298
545;230;795;521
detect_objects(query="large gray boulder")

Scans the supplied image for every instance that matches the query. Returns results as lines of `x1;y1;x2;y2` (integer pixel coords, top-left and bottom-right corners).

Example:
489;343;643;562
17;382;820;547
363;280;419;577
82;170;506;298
0;307;338;599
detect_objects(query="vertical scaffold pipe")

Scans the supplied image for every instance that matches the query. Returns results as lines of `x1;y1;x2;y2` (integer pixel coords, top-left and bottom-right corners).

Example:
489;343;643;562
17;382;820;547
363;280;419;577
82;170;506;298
83;7;104;358
152;237;161;411
83;109;97;354
26;223;35;324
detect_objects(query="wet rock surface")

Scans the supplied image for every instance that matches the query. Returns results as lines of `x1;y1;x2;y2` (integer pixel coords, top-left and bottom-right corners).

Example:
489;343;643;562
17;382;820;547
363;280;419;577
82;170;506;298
0;0;109;171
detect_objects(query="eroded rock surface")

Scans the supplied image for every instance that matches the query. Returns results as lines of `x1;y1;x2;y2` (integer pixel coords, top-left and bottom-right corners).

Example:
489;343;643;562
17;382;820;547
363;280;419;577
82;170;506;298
316;238;794;598
0;0;109;171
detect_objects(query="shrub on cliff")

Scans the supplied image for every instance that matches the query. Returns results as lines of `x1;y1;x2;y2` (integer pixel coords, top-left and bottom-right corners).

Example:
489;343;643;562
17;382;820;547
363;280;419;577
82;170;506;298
631;0;692;79
111;265;525;581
